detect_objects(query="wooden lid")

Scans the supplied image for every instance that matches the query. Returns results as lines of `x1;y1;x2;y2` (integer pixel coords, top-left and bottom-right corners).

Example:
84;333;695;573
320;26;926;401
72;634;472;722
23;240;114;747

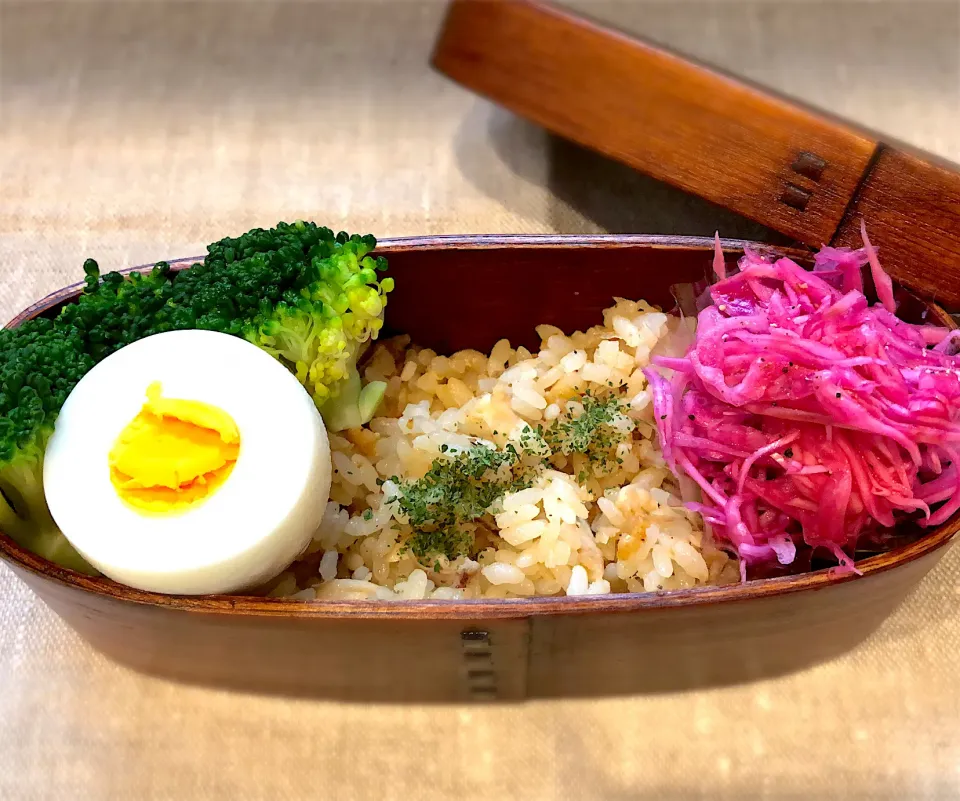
432;0;960;309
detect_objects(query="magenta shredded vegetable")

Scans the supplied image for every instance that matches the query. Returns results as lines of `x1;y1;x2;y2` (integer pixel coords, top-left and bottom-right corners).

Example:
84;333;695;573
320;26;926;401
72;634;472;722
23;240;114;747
646;223;960;577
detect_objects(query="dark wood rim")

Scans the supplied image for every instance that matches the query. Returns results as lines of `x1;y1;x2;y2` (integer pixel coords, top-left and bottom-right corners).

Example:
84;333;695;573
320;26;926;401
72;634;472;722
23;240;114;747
7;233;807;329
3;234;957;619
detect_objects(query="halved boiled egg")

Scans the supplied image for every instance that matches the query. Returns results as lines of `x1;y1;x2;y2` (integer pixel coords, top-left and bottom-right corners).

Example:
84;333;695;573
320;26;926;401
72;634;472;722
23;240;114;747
43;329;331;595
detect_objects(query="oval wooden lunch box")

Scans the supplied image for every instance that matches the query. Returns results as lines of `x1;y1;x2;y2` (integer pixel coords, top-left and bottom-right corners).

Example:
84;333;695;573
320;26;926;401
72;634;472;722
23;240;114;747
2;235;958;702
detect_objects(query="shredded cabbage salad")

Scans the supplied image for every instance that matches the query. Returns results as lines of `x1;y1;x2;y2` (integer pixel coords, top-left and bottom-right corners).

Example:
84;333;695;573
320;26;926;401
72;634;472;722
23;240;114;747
647;222;960;578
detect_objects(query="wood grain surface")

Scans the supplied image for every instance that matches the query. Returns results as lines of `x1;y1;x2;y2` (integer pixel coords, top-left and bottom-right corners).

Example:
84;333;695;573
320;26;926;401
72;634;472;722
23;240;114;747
432;1;878;246
832;146;960;309
432;0;960;310
2;235;958;701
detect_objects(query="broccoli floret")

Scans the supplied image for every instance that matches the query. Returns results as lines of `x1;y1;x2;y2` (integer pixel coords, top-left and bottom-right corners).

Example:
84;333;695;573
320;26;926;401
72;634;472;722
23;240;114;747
236;227;393;430
0;320;95;572
58;221;394;430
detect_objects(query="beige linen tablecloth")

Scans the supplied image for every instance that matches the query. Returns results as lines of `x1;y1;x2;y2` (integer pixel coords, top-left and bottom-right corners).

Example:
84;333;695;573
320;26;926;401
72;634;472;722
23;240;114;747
1;2;959;799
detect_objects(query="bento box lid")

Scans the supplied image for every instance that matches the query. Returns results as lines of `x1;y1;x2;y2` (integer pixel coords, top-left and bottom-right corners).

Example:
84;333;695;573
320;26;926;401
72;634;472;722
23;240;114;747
431;0;960;309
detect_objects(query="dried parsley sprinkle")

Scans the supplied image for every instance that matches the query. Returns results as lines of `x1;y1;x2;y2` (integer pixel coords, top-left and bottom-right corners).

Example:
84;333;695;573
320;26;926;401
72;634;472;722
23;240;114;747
543;391;634;475
363;509;373;521
517;423;550;457
390;390;633;561
392;444;537;560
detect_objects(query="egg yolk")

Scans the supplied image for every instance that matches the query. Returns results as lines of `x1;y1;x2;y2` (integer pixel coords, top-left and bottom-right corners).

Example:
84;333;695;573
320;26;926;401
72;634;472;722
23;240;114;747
109;382;240;514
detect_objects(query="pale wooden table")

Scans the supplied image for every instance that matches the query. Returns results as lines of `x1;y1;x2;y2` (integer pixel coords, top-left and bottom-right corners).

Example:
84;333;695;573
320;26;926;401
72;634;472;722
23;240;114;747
1;2;958;799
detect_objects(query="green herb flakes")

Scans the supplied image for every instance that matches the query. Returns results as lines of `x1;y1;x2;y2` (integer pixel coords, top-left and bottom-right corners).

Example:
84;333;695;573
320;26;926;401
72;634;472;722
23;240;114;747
389;391;633;561
543;391;633;472
392;444;536;560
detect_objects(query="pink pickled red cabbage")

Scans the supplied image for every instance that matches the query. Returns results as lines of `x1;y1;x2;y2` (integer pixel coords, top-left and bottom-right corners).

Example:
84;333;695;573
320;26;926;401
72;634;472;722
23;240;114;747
648;226;960;578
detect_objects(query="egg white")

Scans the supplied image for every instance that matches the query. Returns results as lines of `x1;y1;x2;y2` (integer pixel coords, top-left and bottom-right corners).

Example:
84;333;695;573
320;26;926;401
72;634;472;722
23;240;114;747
43;329;332;595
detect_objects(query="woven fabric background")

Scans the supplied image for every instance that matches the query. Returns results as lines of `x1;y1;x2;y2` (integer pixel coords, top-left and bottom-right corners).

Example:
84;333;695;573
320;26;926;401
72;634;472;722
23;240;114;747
1;2;959;799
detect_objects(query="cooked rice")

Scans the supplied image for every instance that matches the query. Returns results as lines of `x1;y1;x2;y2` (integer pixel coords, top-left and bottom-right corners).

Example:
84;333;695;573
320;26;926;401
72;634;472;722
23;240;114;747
266;298;739;600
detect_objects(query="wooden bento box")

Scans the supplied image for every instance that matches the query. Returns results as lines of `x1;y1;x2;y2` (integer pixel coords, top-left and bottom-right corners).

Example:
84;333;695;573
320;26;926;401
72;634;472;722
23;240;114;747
2;235;958;702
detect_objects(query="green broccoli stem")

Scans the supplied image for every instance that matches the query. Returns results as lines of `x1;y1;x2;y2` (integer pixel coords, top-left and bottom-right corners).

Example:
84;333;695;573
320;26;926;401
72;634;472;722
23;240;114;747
0;459;96;575
318;366;386;431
